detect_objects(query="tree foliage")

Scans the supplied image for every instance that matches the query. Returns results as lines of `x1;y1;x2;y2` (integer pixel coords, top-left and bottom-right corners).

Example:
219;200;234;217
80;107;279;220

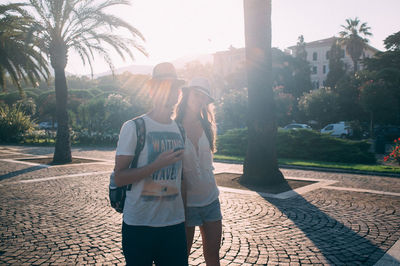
294;35;307;61
359;79;399;125
0;3;49;94
326;41;347;88
272;48;312;99
339;17;372;73
384;31;400;51
298;87;339;127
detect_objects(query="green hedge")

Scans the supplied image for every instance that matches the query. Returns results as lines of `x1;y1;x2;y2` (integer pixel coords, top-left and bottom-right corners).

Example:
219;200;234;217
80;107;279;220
216;128;248;156
217;128;376;164
20;130;118;146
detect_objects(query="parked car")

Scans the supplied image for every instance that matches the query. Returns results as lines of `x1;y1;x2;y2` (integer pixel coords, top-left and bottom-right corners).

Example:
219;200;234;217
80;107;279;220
320;122;352;138
282;123;312;130
38;121;57;129
374;126;400;142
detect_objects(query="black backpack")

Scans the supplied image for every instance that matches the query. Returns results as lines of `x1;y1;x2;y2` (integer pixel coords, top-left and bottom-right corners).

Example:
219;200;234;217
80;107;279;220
109;117;185;213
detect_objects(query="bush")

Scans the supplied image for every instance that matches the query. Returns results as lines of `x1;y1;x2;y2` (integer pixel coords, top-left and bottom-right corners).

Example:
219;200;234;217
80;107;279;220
216;128;248;155
13;98;37;116
22;130;56;145
71;130;119;146
277;129;376;164
0;105;33;142
21;129;119;146
217;128;376;164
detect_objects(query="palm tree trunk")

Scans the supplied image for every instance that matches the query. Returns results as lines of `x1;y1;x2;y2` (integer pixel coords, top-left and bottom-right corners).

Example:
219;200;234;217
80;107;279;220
52;65;72;164
352;58;358;74
241;0;285;186
0;69;7;92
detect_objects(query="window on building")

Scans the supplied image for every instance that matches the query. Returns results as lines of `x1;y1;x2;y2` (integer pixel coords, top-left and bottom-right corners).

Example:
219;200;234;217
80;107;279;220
312;66;317;74
323;65;326;74
326;51;330;60
313;52;317;61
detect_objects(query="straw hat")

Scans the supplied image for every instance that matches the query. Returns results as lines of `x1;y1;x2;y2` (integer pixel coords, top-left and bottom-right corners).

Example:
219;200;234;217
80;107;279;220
150;62;185;85
185;77;214;102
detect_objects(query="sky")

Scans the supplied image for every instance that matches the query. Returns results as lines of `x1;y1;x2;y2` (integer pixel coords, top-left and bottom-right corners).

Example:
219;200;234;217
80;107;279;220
3;0;400;75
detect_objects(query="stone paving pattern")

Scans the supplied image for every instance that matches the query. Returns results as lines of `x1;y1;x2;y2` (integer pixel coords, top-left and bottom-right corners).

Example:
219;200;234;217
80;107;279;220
0;146;400;265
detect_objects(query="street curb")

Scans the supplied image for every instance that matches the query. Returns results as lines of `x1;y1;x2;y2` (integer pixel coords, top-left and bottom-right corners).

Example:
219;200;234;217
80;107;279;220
213;159;400;178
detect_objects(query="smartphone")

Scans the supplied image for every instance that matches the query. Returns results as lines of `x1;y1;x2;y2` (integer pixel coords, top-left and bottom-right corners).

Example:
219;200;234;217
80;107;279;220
173;147;184;152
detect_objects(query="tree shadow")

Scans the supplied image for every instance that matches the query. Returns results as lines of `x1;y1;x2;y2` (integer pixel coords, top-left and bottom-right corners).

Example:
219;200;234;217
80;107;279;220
258;190;399;265
0;165;46;181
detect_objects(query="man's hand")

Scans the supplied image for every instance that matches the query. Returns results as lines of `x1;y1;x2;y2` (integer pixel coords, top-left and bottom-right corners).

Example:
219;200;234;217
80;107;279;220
114;148;184;187
152;149;184;170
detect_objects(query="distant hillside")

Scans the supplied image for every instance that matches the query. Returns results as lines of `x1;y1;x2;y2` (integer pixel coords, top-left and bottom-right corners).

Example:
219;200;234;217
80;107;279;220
87;53;214;78
91;65;153;78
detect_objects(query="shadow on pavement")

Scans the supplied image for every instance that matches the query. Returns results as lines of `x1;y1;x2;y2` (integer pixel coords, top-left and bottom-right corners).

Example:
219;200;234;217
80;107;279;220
0;165;45;181
261;191;398;265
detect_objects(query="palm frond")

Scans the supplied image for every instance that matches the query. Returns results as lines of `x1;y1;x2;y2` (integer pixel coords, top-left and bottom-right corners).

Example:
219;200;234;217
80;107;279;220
0;2;49;93
23;0;146;79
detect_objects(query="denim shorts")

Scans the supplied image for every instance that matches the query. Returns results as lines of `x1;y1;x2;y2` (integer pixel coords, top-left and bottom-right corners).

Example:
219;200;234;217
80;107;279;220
186;198;222;227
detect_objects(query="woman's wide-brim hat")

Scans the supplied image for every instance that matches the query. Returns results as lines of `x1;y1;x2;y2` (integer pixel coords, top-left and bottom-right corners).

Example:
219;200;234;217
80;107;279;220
148;62;185;86
184;77;214;102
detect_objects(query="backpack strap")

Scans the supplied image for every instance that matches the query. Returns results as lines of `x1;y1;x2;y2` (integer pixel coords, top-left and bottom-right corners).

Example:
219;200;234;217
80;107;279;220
175;121;186;181
127;117;146;191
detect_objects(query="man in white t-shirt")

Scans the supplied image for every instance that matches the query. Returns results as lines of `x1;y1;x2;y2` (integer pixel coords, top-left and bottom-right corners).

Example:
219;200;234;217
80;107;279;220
114;62;188;266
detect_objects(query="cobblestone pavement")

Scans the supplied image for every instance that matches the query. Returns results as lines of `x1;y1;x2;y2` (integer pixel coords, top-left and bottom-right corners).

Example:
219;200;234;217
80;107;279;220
1;145;400;265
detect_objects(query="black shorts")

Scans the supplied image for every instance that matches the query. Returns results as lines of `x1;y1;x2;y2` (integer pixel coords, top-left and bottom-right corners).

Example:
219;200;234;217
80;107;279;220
122;222;188;266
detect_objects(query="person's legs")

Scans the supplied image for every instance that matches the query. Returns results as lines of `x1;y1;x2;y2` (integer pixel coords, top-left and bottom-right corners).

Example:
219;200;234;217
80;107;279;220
185;205;203;257
122;222;154;266
185;225;196;255
154;222;188;266
200;220;222;266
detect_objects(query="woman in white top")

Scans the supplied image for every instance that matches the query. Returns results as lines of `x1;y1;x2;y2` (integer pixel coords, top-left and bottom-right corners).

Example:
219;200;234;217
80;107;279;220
175;77;222;266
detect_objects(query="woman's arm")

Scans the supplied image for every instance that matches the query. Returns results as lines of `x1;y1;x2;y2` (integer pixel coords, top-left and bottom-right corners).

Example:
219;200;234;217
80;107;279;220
181;176;187;210
114;149;184;187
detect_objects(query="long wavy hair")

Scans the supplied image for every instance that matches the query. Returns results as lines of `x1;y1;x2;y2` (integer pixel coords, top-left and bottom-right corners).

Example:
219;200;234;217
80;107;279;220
175;89;217;152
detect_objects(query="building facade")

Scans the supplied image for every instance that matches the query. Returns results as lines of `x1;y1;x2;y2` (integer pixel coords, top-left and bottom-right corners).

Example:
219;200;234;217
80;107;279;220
213;46;246;79
286;37;379;89
213;37;379;89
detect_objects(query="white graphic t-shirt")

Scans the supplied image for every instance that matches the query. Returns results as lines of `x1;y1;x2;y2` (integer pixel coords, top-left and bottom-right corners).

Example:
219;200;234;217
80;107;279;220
116;115;185;227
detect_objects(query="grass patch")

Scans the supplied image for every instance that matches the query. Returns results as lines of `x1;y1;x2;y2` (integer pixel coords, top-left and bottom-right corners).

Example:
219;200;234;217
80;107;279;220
214;154;400;174
214;154;244;162
279;158;400;174
20;138;56;145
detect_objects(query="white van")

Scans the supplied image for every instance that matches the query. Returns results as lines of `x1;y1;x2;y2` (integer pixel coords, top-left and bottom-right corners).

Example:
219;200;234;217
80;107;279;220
320;122;352;138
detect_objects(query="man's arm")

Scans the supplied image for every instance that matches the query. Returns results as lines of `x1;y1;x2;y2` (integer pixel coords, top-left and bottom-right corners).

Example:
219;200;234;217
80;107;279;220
114;149;184;187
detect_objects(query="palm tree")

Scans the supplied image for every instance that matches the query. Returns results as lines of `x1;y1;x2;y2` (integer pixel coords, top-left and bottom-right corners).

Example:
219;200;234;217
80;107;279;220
241;0;285;186
26;0;147;163
339;17;372;73
0;3;49;95
295;35;307;61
